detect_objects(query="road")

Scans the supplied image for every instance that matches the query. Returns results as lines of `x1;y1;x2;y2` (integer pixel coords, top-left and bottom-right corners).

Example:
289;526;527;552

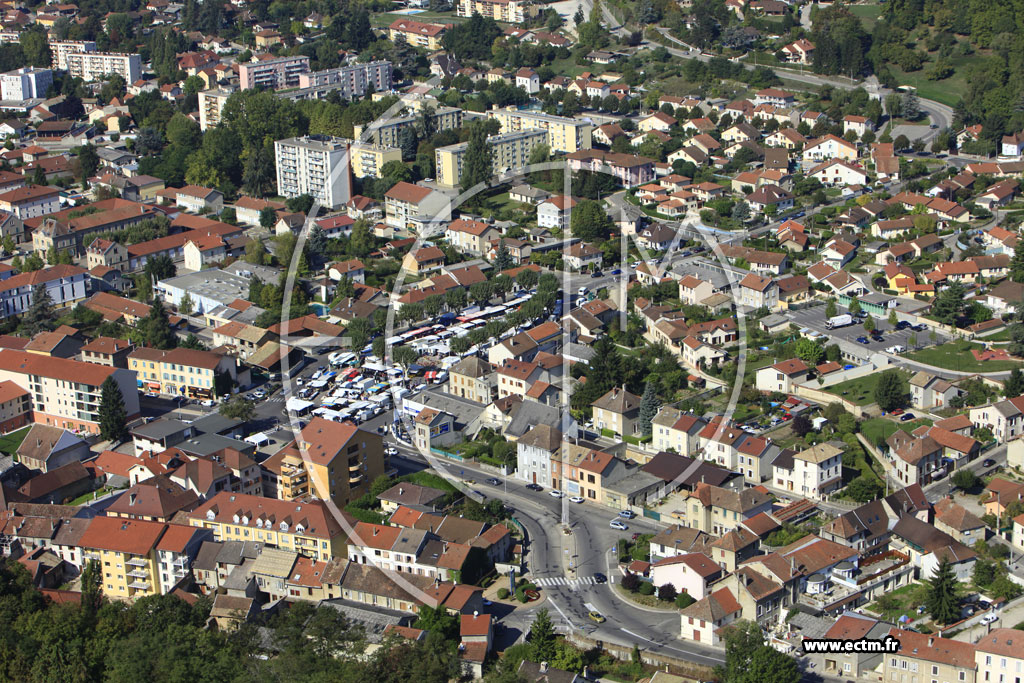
388;445;726;666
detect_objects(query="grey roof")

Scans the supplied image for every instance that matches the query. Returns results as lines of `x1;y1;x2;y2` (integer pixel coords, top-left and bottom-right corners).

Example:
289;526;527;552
175;433;254;458
191;413;243;436
193;540;224;571
224;261;282;284
760;313;789;328
215;540;262;566
132;418;192;440
157;269;250;307
318;599;411;641
505;399;561;439
601;467;661;496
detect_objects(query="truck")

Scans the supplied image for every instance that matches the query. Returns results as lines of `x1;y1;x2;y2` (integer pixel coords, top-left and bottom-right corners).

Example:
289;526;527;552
825;314;854;330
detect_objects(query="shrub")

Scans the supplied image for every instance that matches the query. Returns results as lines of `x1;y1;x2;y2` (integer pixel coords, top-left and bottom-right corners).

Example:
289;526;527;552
497;587;510;600
516;587;528;603
638;581;655;596
621;572;640;592
658;583;678;602
676;592;695;609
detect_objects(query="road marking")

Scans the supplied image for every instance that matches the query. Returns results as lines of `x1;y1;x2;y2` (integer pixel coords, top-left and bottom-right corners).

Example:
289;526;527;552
620;628;657;644
547;597;575;630
534;576;598;587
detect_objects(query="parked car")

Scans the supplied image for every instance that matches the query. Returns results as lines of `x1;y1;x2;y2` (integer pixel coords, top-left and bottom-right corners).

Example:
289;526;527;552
618;510;636;519
981;613;999;625
982;459;996;467
549;490;564;498
485;478;501;486
569;496;584;503
384;446;398;456
525;483;543;491
856;336;870;345
885;345;906;354
589;611;606;623
891;409;904;416
609;520;628;530
895;321;912;330
900;413;916;422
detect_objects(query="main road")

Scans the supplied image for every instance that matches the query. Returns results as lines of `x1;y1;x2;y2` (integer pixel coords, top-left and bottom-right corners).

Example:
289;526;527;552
388;444;726;667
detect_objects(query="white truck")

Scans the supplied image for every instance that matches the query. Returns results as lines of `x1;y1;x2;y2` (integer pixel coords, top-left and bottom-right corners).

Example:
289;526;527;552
825;314;854;330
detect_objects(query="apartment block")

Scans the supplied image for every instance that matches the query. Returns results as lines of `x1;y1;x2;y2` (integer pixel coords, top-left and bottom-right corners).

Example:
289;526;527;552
353;106;463;147
50;40;96;70
128;347;237;399
237;55;310;90
0;185;60;219
198;87;236;131
435;129;547;188
261;417;385;510
0;264;89;319
296;60;393;100
65;51;142;83
189;492;349;560
458;0;534;23
388;19;451;50
0;67;53;100
487;107;593;153
274;135;352;210
349;140;402;179
0;349;141;434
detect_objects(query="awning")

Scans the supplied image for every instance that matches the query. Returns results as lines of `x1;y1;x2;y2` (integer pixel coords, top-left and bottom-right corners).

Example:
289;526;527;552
285;397;314;413
147;382;161;390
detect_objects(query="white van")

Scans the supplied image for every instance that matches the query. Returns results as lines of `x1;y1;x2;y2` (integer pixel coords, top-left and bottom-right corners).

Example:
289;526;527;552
244;432;270;448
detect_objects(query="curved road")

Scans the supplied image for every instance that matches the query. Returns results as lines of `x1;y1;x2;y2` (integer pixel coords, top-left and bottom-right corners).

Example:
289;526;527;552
390;448;725;667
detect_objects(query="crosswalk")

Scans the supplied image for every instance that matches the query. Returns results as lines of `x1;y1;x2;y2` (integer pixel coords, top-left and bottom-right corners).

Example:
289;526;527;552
533;576;605;588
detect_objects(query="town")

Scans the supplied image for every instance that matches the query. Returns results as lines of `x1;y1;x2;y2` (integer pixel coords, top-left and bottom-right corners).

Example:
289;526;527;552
1;0;1024;681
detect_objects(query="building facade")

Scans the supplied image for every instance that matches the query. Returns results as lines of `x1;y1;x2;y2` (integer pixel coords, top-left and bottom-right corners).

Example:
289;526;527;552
275;135;352;210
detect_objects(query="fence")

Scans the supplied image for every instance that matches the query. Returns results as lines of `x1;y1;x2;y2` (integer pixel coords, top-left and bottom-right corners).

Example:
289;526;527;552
790;384;868;417
429;447;464;462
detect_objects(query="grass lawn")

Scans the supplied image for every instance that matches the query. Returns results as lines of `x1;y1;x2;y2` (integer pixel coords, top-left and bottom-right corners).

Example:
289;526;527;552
889;49;977;108
980;328;1014;342
905;342;1024;373
849;2;883;29
861;417;899;446
867;583;926;623
0;426;30;456
830;370;911;406
69;486;117;505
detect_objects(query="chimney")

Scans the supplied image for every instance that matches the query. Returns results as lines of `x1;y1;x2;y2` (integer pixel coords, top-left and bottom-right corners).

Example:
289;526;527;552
540;662;548;674
398;487;404;495
129;493;137;506
928;637;934;647
473;610;478;617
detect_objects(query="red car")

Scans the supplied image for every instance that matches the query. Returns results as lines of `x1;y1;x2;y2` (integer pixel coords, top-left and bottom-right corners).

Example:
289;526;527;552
891;409;904;416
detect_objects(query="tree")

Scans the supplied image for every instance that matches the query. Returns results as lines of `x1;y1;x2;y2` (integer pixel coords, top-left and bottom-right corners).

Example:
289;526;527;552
888;310;899;327
638;380;660;438
795;338;825;365
219;395;255;422
848;299;861;315
259;206;277;230
243;143;275;197
791;414;812;437
1006;369;1024;398
952;468;980;491
863;315;875;333
658;583;678;602
413;604;459;640
528;609;556;663
719;620;766;683
825;298;838;319
932;281;966;326
21;285;54;336
1010;231;1024;281
99;376;128;442
493;240;512;272
461;122;493;194
144;298;177;350
178;292;194;317
570;199;613;241
874;369;908;412
245;238;269;265
925;558;960;625
307;224;327;267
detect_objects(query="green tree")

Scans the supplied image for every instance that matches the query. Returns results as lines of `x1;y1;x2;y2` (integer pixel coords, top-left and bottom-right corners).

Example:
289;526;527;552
570;198;613;242
144;298;177;350
874;369;908;412
952;468;980;491
638;380;661;437
219;395;255;422
20;284;55;336
461;122;493;194
825;298;837;319
99;376;129;442
795;338;825;366
932;281;966;325
413;604;459;640
925;558;961;625
863;315;875;333
848;299;861;316
718;620;765;683
259;206;277;230
528;608;556;663
1006;369;1024;398
178;292;194;317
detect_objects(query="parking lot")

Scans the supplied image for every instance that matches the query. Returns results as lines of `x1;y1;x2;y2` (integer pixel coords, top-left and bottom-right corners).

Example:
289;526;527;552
785;306;948;354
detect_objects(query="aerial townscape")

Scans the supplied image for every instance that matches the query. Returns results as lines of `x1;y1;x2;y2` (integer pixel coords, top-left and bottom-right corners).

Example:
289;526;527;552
5;0;1024;681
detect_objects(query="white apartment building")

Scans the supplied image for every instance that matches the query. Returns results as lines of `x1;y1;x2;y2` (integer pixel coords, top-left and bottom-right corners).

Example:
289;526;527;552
64;51;142;83
274;135;352;210
296;60;393;100
772;443;843;500
198;87;236;131
0;185;60;219
0;67;53;101
0;264;88;319
50;40;96;70
238;55;309;90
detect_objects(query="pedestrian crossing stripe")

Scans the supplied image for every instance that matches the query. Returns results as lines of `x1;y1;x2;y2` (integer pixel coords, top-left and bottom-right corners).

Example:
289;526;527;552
533;576;601;587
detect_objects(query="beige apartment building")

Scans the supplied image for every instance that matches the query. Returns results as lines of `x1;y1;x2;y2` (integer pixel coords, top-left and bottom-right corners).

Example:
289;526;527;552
436;128;548;189
487;107;593;153
885;628;976;683
458;0;535;23
349;141;403;179
448;356;494;404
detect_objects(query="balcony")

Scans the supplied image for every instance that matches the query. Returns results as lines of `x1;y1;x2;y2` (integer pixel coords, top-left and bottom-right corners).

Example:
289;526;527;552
127;568;149;579
126;557;148;567
349;473;364;486
127;580;151;590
